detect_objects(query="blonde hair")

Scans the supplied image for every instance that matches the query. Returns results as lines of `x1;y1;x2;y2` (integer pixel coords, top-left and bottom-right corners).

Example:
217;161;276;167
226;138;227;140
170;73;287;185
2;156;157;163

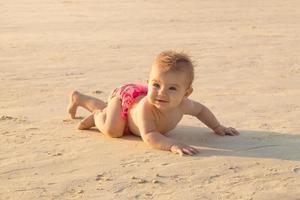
152;50;195;86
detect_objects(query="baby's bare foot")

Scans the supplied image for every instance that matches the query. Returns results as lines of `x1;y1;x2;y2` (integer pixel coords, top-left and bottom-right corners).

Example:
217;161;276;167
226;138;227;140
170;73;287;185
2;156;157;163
67;90;80;119
77;113;95;130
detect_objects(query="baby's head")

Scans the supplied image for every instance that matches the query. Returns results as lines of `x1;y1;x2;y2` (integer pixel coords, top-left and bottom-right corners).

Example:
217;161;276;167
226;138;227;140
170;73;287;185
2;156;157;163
147;50;195;109
151;50;194;87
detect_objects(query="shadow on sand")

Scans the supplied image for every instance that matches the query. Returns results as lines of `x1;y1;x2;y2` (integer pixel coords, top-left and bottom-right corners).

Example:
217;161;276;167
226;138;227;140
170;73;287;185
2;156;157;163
85;125;300;161
167;125;300;161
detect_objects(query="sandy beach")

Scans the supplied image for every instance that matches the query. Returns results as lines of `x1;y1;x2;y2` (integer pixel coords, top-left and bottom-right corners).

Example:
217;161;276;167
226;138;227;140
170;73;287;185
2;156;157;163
1;0;300;199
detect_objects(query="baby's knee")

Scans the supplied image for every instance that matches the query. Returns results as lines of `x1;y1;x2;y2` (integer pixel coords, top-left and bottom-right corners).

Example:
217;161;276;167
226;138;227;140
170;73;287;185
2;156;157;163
107;132;123;138
104;127;123;138
77;121;86;130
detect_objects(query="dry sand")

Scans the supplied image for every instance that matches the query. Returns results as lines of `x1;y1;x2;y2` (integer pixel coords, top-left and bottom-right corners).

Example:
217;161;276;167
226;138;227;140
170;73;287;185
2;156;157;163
1;0;300;199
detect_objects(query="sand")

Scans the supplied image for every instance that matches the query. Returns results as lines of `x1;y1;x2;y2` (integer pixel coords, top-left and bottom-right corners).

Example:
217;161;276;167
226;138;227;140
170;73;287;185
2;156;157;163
1;0;300;199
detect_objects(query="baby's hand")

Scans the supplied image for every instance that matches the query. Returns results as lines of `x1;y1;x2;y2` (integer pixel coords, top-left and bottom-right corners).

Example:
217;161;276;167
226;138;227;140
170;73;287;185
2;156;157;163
170;143;199;156
214;125;240;136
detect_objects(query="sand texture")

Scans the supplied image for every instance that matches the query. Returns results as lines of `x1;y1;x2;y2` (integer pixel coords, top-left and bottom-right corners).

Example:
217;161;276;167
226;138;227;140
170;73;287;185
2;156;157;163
1;0;300;199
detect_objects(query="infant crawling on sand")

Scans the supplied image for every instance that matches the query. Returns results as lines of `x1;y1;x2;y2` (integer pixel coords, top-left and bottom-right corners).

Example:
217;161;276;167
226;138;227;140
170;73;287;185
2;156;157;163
68;50;239;156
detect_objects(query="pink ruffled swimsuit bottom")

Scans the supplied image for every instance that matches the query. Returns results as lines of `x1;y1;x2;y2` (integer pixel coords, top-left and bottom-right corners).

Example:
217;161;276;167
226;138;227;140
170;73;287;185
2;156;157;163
110;83;148;133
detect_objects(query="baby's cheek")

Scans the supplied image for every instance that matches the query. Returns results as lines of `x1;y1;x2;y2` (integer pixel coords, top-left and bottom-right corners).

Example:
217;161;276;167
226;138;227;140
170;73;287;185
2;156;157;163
147;94;155;104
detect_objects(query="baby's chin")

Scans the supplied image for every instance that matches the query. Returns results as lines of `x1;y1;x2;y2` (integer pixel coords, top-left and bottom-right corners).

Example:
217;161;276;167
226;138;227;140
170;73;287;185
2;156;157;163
152;101;177;111
147;96;176;110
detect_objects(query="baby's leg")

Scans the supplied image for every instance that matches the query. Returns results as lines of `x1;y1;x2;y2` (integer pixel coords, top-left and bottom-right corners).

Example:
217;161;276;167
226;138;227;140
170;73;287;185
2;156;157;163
77;112;96;130
94;97;125;138
68;91;107;119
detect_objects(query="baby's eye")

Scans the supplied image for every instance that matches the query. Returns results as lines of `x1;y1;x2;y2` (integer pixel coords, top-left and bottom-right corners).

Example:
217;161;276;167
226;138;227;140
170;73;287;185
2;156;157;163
169;87;177;91
153;83;160;88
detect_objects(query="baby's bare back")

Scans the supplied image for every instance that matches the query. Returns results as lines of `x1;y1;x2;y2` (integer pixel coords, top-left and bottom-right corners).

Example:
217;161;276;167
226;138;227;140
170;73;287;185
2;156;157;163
127;96;184;136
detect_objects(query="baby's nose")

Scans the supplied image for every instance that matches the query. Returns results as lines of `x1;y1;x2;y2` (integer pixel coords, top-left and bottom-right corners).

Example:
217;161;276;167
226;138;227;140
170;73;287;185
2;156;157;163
158;88;167;96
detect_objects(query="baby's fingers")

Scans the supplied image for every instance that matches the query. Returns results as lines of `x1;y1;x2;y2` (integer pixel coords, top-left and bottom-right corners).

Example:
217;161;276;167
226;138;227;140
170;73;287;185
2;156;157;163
182;148;193;156
232;128;240;135
225;130;235;136
171;145;199;156
225;127;239;136
182;147;198;156
189;146;200;154
215;130;225;136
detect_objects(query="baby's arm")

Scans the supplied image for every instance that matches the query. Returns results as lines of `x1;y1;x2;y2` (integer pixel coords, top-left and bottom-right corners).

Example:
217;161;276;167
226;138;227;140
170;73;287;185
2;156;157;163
182;99;239;136
137;101;198;156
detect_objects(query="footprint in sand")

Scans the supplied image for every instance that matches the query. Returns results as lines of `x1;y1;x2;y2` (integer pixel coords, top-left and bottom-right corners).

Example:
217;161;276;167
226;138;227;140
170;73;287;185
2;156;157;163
0;115;14;120
62;119;77;124
92;90;103;94
96;173;113;182
131;176;147;184
47;152;63;157
291;167;300;173
64;187;85;198
1;131;10;135
25;128;39;131
0;115;27;123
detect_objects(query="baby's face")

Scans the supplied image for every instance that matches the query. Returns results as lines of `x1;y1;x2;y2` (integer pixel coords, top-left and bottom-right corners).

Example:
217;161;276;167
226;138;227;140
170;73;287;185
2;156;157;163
147;66;192;110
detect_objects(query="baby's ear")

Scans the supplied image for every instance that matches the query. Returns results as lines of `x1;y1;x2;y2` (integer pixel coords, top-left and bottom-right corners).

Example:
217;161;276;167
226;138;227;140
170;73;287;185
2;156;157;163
146;79;149;84
184;87;193;98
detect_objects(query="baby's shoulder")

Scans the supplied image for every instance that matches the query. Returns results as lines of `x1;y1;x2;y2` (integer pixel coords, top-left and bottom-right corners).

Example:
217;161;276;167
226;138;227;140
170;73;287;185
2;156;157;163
133;96;154;115
179;98;194;110
180;98;203;116
135;96;149;108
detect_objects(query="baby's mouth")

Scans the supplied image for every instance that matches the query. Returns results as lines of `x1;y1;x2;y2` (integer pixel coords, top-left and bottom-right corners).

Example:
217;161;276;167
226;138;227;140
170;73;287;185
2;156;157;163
156;99;168;103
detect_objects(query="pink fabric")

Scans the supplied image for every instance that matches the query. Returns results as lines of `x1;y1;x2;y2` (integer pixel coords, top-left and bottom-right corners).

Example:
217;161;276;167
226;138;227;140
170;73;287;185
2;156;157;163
111;83;148;120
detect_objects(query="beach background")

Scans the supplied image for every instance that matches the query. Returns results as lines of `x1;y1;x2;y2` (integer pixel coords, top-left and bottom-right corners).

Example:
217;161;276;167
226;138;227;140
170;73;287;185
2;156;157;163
1;0;300;199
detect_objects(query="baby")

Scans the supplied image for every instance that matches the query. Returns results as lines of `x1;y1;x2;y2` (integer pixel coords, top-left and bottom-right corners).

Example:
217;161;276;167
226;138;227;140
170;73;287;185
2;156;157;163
68;50;239;156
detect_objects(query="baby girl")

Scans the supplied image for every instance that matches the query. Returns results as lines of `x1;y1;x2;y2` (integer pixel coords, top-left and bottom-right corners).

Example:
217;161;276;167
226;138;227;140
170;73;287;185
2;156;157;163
68;50;239;156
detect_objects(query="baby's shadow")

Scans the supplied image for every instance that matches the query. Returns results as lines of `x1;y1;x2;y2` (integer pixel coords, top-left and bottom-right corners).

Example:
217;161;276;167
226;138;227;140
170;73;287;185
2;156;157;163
83;125;300;161
169;125;300;161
